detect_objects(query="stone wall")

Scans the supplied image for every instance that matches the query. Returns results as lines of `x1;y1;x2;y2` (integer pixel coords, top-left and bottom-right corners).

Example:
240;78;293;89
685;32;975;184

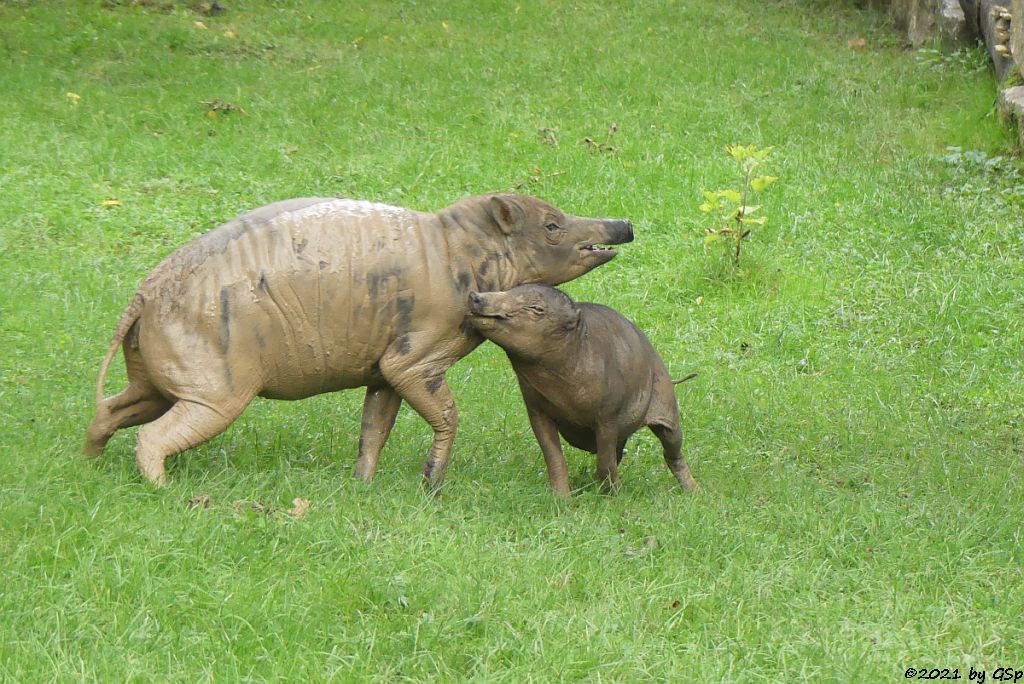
882;0;975;47
872;0;1023;145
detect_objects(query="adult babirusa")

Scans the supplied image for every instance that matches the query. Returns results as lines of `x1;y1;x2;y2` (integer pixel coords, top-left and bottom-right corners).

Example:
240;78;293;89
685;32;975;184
84;194;633;487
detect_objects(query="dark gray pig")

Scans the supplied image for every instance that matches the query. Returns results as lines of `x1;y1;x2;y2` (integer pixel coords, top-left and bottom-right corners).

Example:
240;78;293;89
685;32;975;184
84;194;633;487
466;284;699;496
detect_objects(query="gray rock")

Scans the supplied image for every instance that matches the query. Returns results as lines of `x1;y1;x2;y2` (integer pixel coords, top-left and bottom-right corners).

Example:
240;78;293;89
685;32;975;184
938;0;972;44
894;0;938;46
997;85;1024;146
887;0;973;47
960;0;982;36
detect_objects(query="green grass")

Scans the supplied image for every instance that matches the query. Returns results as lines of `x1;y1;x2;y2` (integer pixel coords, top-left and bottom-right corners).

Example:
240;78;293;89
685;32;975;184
2;0;1024;679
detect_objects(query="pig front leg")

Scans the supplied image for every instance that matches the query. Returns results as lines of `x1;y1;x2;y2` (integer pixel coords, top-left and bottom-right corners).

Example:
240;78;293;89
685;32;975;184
380;339;460;490
594;423;622;493
524;406;570;497
399;376;458;490
353;385;403;482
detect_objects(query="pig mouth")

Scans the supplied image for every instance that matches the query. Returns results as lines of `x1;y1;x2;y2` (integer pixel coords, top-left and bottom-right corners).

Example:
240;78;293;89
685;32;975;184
466;301;509;320
577;243;617;258
466;309;509;320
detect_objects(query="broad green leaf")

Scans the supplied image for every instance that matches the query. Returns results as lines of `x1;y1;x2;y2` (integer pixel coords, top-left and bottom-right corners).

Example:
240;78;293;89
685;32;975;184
751;175;778;192
704;232;721;244
698;202;717;213
743;216;767;225
719;189;742;204
753;145;775;161
726;144;753;162
733;204;761;219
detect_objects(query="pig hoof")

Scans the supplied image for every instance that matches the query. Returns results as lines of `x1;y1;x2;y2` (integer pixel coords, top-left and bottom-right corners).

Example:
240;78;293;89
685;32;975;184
421;473;447;494
421;460;448;491
352;464;376;483
420;478;446;496
82;440;105;459
138;472;167;488
137;457;167;487
421;473;445;490
678;476;702;493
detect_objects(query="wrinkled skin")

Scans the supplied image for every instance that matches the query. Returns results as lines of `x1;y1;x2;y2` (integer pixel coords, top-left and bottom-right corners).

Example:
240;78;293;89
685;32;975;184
466;285;700;496
84;194;633;487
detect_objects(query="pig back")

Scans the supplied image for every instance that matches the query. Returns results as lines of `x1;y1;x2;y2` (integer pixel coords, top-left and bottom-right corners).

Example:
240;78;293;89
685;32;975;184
576;303;668;422
138;198;450;400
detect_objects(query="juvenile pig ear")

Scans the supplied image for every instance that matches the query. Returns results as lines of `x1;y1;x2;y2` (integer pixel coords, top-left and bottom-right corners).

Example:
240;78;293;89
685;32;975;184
488;195;523;236
566;307;582;330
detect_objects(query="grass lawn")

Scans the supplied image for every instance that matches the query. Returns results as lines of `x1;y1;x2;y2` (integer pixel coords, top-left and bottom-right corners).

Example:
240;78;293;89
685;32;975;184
2;0;1023;679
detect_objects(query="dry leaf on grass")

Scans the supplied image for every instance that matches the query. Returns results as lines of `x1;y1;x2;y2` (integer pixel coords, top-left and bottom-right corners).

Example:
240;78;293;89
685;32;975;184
582;123;619;153
287;498;310;517
233;500;272;515
625;535;659;558
512;165;565;190
201;99;246;116
187;494;213;509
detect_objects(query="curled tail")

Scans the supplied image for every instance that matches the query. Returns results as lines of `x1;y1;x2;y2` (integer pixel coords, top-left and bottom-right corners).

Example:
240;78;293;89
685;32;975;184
93;292;145;406
672;372;698;385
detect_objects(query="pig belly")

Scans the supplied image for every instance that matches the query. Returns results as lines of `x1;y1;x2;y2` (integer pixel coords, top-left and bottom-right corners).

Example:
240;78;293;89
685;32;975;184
235;272;400;400
556;422;597;453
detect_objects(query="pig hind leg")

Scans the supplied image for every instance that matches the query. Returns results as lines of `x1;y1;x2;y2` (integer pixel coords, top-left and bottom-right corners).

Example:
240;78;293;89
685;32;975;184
83;345;171;457
84;388;171;456
353;385;403;482
649;421;700;492
135;398;248;486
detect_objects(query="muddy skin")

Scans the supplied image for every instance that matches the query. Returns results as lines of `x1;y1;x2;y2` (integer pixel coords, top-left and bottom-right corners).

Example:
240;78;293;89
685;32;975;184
84;194;633;488
466;285;700;497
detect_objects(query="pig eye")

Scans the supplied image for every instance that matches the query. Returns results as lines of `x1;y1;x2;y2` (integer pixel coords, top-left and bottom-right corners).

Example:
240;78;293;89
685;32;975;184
525;304;545;315
544;222;560;232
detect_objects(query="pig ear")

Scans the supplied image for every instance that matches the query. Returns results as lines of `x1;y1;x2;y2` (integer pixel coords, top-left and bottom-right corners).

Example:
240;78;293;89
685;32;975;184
566;307;582;330
488;195;524;236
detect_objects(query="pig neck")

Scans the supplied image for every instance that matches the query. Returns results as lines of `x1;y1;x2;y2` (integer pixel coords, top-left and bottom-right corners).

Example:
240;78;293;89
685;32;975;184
437;209;520;292
508;321;587;389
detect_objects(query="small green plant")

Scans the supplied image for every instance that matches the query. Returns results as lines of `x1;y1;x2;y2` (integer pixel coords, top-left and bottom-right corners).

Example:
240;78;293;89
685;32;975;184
699;144;777;267
915;47;989;74
940;146;1024;209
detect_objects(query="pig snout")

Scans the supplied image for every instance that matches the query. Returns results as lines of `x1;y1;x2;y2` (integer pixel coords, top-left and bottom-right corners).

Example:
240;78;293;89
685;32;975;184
468;292;483;312
603;219;634;244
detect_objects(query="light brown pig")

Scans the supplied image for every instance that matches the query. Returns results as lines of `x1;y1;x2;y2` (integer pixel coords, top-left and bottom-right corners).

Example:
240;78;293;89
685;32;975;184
84;195;633;487
466;285;699;496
